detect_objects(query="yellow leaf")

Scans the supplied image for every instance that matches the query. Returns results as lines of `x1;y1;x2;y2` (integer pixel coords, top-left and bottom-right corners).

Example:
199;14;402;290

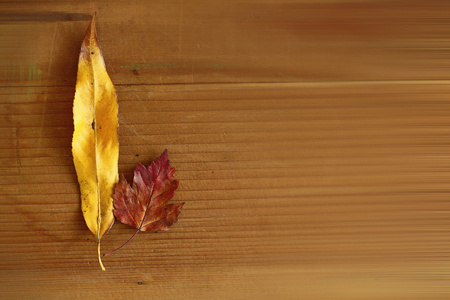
72;16;118;271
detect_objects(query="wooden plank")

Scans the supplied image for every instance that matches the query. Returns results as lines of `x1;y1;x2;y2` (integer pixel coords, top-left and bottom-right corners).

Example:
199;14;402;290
1;1;450;299
1;1;450;88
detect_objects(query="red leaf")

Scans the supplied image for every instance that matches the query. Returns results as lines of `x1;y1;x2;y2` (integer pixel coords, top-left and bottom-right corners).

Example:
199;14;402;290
108;149;184;254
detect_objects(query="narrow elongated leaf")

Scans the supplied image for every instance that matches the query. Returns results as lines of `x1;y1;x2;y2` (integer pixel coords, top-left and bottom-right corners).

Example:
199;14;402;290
72;16;118;270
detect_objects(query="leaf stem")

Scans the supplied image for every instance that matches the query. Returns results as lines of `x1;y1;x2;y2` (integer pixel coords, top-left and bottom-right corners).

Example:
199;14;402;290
98;241;106;271
104;229;140;256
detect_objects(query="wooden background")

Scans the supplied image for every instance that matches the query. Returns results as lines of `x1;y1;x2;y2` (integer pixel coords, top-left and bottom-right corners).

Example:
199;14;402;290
1;1;449;299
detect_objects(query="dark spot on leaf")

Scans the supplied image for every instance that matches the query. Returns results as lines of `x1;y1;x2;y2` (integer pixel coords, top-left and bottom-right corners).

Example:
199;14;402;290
137;282;144;285
164;207;167;211
91;52;94;55
135;154;140;157
132;69;139;76
91;121;95;130
154;231;158;233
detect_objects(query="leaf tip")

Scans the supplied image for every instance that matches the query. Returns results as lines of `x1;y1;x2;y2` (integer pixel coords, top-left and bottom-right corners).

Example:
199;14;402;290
160;148;169;161
177;202;185;213
88;13;96;32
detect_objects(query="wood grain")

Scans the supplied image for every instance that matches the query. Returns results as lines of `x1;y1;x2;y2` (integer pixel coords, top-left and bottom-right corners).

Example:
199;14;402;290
1;1;449;299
